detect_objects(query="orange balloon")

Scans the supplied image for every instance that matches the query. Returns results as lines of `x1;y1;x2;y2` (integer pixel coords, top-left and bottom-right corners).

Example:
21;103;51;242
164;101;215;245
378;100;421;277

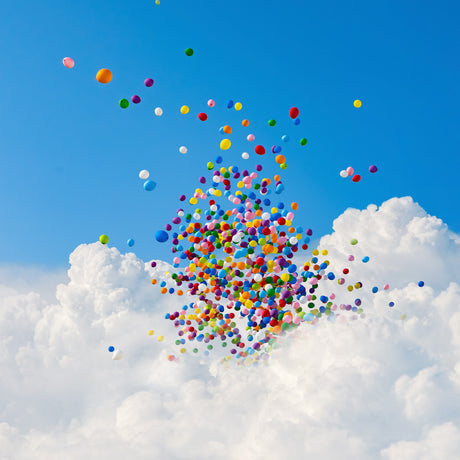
242;119;249;127
223;125;232;134
291;202;299;210
96;68;112;84
275;154;286;164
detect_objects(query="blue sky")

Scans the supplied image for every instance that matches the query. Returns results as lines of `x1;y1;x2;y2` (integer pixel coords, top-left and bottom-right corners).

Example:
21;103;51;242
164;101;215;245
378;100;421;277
0;0;458;267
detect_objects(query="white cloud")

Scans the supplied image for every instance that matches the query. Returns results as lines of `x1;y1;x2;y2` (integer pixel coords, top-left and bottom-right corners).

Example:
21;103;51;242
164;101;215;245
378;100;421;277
0;196;459;460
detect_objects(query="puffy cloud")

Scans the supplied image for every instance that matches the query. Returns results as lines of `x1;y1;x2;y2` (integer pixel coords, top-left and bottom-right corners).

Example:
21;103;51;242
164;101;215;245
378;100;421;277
0;197;459;460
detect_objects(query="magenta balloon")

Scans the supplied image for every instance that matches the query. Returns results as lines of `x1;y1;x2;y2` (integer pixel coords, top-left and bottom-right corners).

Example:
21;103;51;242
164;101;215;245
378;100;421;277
144;78;154;87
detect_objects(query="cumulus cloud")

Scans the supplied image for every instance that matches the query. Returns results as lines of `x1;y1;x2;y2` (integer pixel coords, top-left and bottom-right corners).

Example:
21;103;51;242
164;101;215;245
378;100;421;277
0;196;459;460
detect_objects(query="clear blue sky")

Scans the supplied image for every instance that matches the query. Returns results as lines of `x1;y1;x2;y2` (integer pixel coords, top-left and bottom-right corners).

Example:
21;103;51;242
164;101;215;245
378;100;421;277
0;0;458;267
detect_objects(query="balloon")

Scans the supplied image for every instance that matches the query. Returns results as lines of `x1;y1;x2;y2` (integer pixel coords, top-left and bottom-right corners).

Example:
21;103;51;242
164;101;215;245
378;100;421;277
247;134;255;142
388;302;394;307
350;238;358;245
207;99;215;107
127;238;135;247
131;95;141;104
139;170;149;179
180;105;189;114
242;152;249;159
144;180;156;191
108;346;114;352
223;125;232;134
289;107;299;119
185;48;194;56
62;57;74;68
220;139;231;150
99;234;109;244
282;135;289;142
383;284;390;290
346;166;354;176
300;138;307;146
275;154;286;164
119;99;129;109
112;349;123;360
155;230;169;243
96;68;112;84
255;145;266;155
268;119;276;127
155;107;163;116
354;100;362;108
294;118;300;125
340;170;348;178
179;146;188;154
148;330;154;336
227;100;234;109
234;102;242;111
242;119;249;127
144;78;154;87
158;335;164;342
362;256;369;263
198;112;208;121
372;287;378;293
369;165;378;173
418;281;425;287
352;174;361;182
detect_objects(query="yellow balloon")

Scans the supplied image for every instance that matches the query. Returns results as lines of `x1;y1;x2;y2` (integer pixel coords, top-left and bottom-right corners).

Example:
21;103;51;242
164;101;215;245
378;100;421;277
158;335;164;342
148;330;154;336
220;139;231;150
96;68;112;84
180;105;189;114
234;102;243;111
354;99;362;108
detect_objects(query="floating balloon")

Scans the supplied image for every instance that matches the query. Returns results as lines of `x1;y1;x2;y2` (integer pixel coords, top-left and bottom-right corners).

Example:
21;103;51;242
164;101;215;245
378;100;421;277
108;346;114;352
139;170;149;179
112;349;123;360
119;99;129;109
234;102;242;111
99;234;109;244
369;165;378;173
220;139;231;150
294;118;300;125
289;107;299;119
300;138;307;146
242;152;249;159
247;134;255;142
185;48;194;56
227;100;234;109
96;68;112;84
346;166;354;176
350;238;358;245
207;99;215;107
282;135;289;142
155;230;168;243
144;78;154;87
352;174;361;182
180;105;189;114
255;145;266;155
223;125;232;134
242;119;249;127
418;281;425;287
155;107;163;116
198;113;208;121
354;100;362;108
268;119;276;127
131;95;141;104
340;170;348;178
144;180;156;191
62;57;75;68
179;146;188;154
127;238;135;247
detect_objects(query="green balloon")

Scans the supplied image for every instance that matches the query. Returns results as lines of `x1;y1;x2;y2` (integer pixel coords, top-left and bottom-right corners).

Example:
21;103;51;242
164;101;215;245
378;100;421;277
119;98;129;109
99;234;109;244
350;238;358;245
268;119;276;127
185;48;194;56
300;138;308;146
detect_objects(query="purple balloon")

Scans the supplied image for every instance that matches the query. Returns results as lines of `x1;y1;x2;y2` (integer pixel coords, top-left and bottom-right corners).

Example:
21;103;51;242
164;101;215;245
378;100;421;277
369;165;378;173
131;95;141;104
144;78;154;87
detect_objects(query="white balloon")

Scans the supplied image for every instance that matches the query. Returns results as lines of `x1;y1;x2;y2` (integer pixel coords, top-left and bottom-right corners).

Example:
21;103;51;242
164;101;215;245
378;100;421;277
179;146;188;154
139;169;149;180
155;107;163;116
339;170;348;178
112;349;123;360
255;330;265;341
242;152;249;160
254;273;262;282
289;236;298;245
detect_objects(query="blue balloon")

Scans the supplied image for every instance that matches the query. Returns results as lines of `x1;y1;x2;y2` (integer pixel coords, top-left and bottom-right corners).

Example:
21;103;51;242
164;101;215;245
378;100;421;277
282;135;289;142
418;281;425;287
389;302;395;307
227;99;234;109
362;256;370;263
108;346;115;352
155;230;169;242
215;155;223;164
372;286;378;293
294;118;300;125
127;238;135;247
144;180;156;191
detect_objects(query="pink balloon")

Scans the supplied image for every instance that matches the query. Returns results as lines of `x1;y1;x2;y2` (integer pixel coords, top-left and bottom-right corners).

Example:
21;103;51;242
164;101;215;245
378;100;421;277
62;57;75;69
207;99;215;107
346;166;354;176
247;134;255;142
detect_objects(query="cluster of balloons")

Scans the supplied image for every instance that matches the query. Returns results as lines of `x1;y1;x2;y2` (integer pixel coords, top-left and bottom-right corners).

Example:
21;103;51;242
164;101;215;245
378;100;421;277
339;165;378;182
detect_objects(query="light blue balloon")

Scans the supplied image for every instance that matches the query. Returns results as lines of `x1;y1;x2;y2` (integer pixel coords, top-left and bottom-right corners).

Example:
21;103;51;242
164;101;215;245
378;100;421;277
127;238;135;247
144;180;156;191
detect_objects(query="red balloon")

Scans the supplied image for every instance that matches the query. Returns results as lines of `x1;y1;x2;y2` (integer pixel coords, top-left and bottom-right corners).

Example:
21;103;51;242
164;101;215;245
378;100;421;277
352;174;361;182
255;145;266;155
198;113;208;121
289;107;299;119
